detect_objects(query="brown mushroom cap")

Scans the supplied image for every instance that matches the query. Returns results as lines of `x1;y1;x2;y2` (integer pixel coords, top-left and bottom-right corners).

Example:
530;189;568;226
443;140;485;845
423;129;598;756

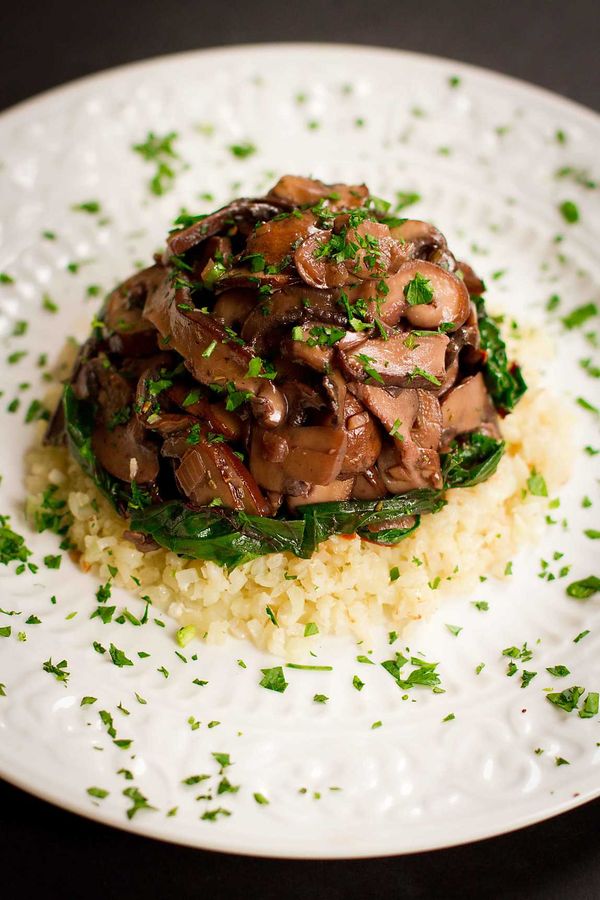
338;331;449;389
167;198;291;256
267;175;369;211
393;261;471;331
176;440;270;515
440;372;500;447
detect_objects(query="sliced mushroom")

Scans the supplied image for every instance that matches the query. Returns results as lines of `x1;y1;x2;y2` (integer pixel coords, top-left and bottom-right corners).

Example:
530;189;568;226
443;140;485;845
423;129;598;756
214;268;295;293
267;175;369;211
294;220;405;290
143;273;287;429
280;381;327;427
338;331;449;389
241;284;347;355
456;260;485;295
166;383;243;442
167;198;291;256
352;466;387;500
250;423;347;492
340;394;382;474
244;211;317;267
389;219;456;271
281;321;335;372
440;372;500;446
378;439;442;493
322;369;347;425
92;419;159;484
212;289;257;330
382;260;471;331
287;477;355;510
103;264;164;356
176;441;269;515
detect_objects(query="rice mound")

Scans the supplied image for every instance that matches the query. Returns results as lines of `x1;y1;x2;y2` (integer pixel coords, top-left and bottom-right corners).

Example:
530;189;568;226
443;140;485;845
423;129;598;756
24;332;572;657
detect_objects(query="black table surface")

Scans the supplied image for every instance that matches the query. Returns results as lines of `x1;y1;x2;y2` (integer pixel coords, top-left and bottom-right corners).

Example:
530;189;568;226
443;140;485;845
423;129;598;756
1;2;599;897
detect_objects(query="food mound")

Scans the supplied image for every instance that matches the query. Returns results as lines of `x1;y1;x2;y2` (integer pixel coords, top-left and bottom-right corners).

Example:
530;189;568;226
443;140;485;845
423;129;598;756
46;175;527;568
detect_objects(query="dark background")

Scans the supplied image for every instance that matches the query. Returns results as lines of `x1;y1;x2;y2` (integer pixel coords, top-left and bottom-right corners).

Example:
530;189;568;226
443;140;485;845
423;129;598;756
1;1;599;897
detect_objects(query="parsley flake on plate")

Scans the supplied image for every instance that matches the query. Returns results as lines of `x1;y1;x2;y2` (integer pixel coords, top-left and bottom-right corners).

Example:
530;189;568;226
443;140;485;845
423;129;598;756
259;666;288;692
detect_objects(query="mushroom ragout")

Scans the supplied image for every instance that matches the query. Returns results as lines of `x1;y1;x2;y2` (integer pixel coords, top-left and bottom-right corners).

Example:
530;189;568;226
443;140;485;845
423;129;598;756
47;175;527;567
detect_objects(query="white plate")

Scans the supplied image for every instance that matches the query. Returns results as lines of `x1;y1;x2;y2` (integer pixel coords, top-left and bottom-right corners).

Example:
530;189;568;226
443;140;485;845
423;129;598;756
0;44;599;858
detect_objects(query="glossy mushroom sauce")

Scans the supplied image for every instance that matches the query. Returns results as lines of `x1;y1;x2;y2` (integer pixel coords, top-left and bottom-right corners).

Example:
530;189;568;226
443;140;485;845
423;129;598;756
47;175;526;562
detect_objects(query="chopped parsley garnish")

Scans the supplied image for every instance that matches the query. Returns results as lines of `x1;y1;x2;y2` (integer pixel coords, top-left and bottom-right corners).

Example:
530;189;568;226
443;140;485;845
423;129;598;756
43;554;62;569
574;630;590;643
558;200;580;224
201;807;231;821
87;786;109;799
404;272;434;306
253;792;269;805
526;469;548;497
133;131;181;195
42;658;69;684
229;142;257;159
287;663;332;671
109;643;134;667
212;752;231;772
579;692;599;719
409;366;441;387
352;675;365;691
382;654;443;692
259;666;288;692
0;515;33;569
561;302;597;329
446;624;462;637
123;786;156;819
313;694;328;703
72;200;101;214
265;606;279;627
356;353;384;384
566;576;600;599
547;665;570;677
395;191;421;211
304;622;319;637
224;382;253;411
520;670;537;688
546;685;585;712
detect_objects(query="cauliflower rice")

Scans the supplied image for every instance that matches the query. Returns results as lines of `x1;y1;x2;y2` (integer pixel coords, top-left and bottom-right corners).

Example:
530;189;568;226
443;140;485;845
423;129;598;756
25;332;572;657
